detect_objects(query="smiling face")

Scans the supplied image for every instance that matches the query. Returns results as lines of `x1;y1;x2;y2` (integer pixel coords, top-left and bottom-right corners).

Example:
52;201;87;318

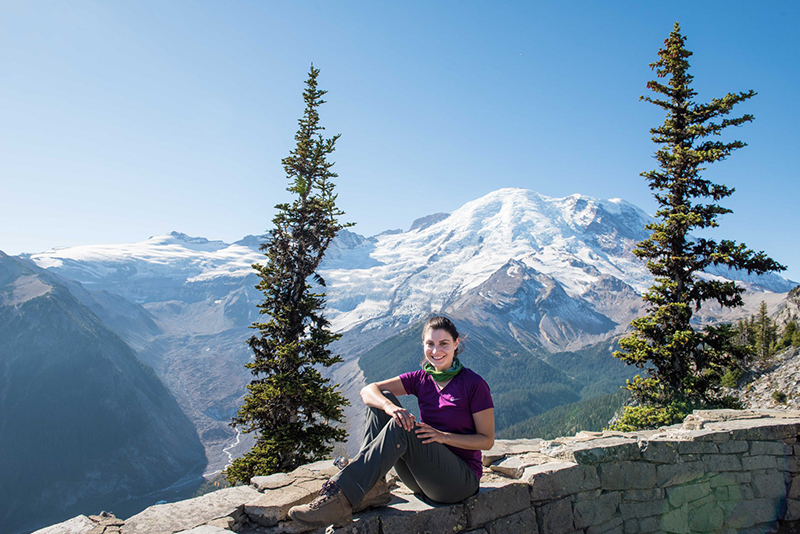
423;327;460;372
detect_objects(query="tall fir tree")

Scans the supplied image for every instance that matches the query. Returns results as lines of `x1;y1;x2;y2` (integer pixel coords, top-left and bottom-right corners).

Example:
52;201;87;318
753;301;777;360
226;65;350;484
612;23;784;431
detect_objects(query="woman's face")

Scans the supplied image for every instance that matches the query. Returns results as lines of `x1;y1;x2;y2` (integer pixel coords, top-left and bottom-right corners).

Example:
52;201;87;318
423;328;460;371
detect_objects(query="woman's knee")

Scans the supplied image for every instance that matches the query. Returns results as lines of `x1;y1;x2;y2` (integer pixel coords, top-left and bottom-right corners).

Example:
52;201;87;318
366;391;401;421
384;417;407;436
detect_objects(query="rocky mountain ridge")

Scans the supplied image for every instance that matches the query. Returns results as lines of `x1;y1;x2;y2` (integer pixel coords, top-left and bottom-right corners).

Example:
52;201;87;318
0;252;206;534
737;346;800;411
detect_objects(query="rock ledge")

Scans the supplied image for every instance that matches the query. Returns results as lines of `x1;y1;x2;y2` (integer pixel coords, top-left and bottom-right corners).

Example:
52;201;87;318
38;409;800;534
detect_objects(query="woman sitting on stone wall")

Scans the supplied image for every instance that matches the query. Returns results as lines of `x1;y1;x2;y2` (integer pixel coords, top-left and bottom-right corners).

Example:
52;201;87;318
289;316;495;528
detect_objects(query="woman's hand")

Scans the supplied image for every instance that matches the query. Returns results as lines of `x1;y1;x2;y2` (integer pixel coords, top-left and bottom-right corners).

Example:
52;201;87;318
415;422;448;444
414;409;495;450
385;403;416;431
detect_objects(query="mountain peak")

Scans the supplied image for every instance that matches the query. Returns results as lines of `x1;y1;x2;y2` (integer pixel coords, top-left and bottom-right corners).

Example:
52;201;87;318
233;235;265;250
146;232;230;251
409;213;449;232
167;231;210;243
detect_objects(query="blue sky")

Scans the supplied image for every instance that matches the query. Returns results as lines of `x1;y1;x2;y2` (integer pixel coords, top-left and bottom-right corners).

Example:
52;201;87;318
1;1;798;281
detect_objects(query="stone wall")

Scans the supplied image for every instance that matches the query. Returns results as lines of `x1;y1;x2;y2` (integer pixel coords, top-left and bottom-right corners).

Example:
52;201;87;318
37;410;800;534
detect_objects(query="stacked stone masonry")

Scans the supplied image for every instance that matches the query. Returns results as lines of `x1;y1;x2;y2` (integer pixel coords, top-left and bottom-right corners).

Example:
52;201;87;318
37;410;800;534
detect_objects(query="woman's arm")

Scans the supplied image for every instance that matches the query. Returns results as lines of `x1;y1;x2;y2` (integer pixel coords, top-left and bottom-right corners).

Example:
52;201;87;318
360;377;416;431
414;408;495;450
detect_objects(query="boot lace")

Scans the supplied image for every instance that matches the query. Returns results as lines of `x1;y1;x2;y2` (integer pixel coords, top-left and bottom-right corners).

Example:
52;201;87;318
309;480;341;510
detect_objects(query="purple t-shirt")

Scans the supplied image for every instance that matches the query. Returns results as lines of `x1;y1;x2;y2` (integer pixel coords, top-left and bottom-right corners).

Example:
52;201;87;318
399;367;493;479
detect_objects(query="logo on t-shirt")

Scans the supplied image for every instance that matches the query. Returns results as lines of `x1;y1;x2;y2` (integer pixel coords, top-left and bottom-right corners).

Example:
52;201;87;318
440;394;460;406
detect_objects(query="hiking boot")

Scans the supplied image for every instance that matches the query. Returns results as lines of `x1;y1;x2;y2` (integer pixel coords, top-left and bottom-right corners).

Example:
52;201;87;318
353;476;393;513
288;480;352;527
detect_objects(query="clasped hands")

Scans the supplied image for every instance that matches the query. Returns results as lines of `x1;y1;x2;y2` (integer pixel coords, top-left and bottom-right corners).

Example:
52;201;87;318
384;403;446;444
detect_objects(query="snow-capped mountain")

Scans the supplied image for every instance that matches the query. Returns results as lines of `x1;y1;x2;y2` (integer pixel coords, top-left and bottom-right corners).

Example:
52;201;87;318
31;232;262;302
320;189;655;342
28;189;793;342
318;188;792;348
21;188;796;465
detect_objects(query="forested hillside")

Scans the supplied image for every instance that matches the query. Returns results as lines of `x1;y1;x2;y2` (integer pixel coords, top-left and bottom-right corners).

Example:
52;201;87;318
0;252;206;534
358;322;636;436
498;390;630;439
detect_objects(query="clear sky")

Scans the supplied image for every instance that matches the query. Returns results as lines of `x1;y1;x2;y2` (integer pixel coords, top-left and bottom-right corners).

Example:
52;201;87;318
2;1;798;281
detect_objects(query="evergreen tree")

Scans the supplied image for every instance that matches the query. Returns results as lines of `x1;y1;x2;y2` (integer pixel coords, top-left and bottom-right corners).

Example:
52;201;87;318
753;301;777;359
612;23;784;430
733;317;755;349
777;321;797;351
226;66;350;484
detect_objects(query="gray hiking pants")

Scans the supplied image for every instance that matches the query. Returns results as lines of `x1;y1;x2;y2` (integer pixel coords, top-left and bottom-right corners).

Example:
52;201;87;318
332;391;479;507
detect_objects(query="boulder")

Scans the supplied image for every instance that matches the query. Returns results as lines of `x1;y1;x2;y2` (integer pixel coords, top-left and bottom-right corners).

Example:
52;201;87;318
32;515;96;534
482;439;543;466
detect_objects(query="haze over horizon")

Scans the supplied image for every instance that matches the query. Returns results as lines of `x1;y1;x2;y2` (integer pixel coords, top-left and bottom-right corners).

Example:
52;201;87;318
2;1;798;280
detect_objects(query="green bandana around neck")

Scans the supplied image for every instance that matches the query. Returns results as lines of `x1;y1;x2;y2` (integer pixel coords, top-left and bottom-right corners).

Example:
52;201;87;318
423;357;463;382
